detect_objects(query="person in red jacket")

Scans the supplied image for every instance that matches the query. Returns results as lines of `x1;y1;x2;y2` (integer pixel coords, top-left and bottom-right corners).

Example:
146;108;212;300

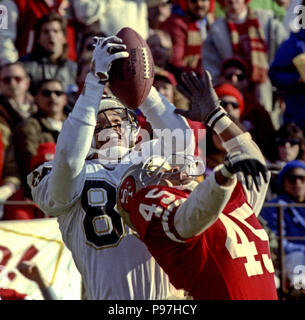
160;0;215;81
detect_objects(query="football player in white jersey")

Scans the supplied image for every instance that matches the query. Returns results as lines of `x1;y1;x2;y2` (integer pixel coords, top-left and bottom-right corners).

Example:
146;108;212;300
27;36;194;299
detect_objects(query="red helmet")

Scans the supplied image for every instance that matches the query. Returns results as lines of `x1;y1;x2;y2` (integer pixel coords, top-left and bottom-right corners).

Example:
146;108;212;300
117;153;204;229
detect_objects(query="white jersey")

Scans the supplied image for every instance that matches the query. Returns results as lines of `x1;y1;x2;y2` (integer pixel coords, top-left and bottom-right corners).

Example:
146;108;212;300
29;158;182;300
27;76;193;300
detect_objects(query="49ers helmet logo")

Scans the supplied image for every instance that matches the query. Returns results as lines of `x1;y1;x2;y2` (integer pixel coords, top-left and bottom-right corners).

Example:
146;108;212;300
119;175;136;212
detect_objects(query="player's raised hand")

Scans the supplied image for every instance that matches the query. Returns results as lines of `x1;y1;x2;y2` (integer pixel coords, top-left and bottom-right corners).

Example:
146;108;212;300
91;36;129;82
175;71;221;123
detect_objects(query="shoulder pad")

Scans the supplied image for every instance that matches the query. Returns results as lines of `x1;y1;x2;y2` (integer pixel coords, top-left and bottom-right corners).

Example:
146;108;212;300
29;164;52;188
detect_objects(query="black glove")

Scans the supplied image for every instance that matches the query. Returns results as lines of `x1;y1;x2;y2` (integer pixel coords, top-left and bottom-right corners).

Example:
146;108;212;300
174;71;222;123
223;151;269;192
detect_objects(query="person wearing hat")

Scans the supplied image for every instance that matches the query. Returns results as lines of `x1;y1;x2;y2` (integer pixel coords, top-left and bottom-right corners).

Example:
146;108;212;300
260;160;305;294
215;82;245;120
214;82;274;158
153;68;177;103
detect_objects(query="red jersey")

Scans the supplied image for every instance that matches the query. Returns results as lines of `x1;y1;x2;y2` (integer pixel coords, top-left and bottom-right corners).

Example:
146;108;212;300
130;183;278;300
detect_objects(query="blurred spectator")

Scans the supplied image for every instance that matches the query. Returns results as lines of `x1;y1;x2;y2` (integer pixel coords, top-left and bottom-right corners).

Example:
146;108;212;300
203;0;288;119
218;56;277;135
269;27;305;132
13;79;67;186
153;68;177;102
214;0;290;21
135;68;178;139
19;13;78;104
147;30;173;70
214;80;275;157
0;0;102;65
148;0;173;31
0;62;36;212
161;0;214;81
146;30;191;110
215;82;245;120
94;0;149;40
267;123;305;169
2;142;55;220
260;160;305;291
0;62;35;150
265;122;305;200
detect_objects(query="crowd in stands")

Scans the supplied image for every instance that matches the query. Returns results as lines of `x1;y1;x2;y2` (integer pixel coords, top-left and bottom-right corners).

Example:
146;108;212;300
0;0;305;299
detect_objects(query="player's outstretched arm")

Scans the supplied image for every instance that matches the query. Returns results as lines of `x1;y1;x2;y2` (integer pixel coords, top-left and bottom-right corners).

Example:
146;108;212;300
139;86;195;156
29;37;129;211
175;71;270;214
175;167;237;239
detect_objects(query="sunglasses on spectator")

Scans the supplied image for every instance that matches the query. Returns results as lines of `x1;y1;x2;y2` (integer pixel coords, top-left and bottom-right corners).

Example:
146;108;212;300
275;138;300;147
0;76;24;84
41;89;65;97
286;174;305;184
220;100;239;110
224;72;247;81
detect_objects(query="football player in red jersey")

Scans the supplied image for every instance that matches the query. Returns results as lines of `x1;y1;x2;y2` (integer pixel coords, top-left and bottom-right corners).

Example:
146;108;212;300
117;71;279;300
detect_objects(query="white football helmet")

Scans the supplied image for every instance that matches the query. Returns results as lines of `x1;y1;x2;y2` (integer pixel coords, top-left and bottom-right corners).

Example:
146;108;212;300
117;153;204;229
88;95;140;161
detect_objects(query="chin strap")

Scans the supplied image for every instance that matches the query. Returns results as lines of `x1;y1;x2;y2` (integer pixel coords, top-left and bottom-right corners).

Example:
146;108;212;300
91;145;131;164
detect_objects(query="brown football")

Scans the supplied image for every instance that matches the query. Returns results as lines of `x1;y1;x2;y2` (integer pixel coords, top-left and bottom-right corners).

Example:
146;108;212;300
109;27;154;109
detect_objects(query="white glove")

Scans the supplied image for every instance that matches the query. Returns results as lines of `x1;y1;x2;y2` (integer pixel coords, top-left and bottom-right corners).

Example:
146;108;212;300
91;36;129;82
0;184;15;203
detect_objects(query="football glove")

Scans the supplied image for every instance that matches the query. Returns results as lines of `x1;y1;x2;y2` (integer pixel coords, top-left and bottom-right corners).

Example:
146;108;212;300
223;151;268;191
91;36;129;82
175;71;223;124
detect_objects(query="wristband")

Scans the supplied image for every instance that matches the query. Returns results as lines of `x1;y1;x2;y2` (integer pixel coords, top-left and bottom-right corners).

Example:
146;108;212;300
206;107;232;134
213;116;233;135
